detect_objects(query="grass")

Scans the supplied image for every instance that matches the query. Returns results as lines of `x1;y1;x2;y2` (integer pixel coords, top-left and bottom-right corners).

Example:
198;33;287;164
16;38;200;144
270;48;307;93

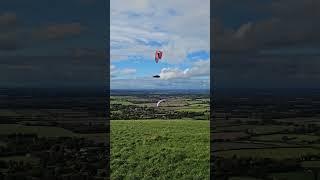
111;120;210;180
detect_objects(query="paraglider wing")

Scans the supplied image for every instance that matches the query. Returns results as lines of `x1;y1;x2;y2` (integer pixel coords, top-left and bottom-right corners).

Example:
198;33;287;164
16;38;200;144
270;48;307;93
155;50;163;63
158;51;163;59
156;99;166;107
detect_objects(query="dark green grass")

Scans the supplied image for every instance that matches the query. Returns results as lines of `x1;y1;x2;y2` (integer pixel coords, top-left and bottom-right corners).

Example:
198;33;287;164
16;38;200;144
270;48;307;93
269;171;315;180
111;120;210;179
251;134;320;143
301;161;320;168
228;177;261;180
0;124;76;137
0;124;107;144
214;147;320;160
213;125;294;134
0;156;39;165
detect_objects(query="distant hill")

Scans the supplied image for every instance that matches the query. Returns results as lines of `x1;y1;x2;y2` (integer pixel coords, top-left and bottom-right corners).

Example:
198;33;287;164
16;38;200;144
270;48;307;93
111;89;209;95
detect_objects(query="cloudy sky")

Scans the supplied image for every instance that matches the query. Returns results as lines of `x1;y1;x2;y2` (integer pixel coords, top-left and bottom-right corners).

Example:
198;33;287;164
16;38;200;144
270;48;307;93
3;0;317;90
110;0;210;90
0;0;106;88
213;0;320;89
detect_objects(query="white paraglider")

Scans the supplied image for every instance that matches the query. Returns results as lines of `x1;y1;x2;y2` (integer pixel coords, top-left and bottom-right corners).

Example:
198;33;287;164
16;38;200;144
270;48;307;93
156;99;166;107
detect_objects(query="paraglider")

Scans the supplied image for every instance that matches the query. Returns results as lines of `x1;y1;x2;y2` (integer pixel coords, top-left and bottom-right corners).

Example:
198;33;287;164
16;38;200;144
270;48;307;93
153;50;163;78
156;99;166;107
155;50;163;63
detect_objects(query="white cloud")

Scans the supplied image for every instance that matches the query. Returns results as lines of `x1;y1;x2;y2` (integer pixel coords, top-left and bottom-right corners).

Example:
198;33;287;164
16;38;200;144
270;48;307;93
159;59;209;80
110;64;116;70
121;68;136;75
110;0;210;64
111;64;136;78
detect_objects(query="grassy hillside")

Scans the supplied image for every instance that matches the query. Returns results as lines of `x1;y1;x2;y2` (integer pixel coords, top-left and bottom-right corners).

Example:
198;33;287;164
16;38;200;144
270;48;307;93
111;120;210;179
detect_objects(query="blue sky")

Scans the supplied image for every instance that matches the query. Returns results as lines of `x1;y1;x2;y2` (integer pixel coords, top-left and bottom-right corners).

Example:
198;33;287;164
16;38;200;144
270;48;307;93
110;0;210;90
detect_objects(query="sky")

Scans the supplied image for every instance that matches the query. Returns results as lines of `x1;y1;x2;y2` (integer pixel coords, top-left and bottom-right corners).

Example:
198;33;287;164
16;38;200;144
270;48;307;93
0;0;107;88
110;0;210;90
213;0;320;89
2;0;319;90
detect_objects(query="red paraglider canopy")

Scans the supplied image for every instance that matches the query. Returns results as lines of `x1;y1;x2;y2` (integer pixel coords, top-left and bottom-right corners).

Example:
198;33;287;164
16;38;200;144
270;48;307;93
155;50;163;63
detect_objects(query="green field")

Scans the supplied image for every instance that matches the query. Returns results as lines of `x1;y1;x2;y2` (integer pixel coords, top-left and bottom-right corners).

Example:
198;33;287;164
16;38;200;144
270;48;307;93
251;134;320;143
0;155;40;165
214;147;320;160
110;96;134;105
176;107;208;113
0;124;76;137
269;171;315;180
0;124;108;144
79;133;107;144
110;95;210;113
111;120;210;179
213;124;293;134
229;177;261;180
